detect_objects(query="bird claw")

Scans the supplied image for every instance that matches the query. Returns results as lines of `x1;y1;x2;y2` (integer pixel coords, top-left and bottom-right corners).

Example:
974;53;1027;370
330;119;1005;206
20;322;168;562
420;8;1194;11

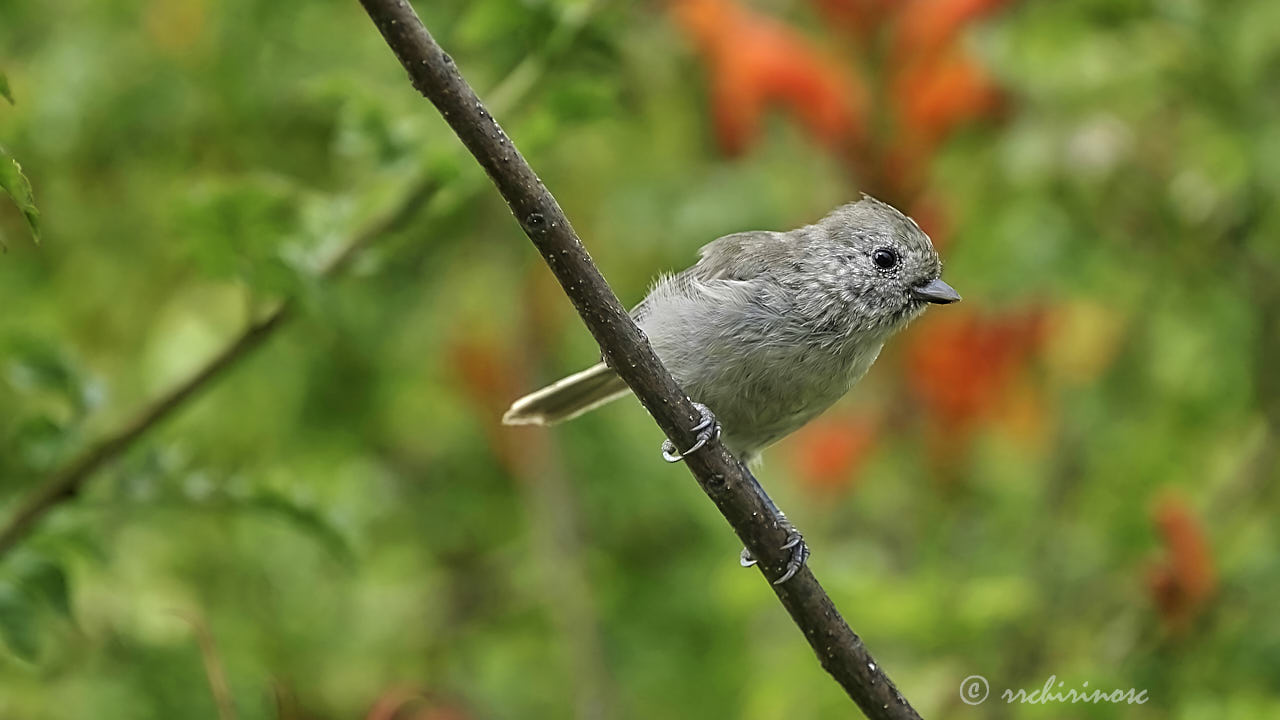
661;403;808;584
739;528;810;585
774;530;810;584
661;402;720;463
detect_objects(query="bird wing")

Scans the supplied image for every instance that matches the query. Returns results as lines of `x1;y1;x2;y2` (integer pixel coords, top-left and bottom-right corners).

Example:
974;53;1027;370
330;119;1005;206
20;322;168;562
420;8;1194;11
630;231;791;323
693;230;793;281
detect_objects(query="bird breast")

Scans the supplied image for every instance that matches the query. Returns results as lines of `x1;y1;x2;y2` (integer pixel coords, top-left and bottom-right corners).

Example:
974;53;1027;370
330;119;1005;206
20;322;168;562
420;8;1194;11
639;276;885;457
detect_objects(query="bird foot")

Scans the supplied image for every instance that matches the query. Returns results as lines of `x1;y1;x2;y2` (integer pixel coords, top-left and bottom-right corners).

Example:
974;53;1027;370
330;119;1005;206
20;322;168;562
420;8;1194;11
740;527;810;585
661;402;720;462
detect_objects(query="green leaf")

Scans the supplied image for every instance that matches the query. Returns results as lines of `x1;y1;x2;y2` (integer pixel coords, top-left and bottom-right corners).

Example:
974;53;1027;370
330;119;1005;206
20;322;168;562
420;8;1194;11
0;144;40;244
245;491;355;564
0;582;39;661
15;558;72;620
5;335;91;415
180;176;307;293
0;71;12;104
9;416;72;472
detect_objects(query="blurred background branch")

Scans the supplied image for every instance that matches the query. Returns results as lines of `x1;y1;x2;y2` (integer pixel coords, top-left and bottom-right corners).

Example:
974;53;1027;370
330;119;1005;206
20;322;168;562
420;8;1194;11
0;176;436;559
173;610;239;720
0;0;599;562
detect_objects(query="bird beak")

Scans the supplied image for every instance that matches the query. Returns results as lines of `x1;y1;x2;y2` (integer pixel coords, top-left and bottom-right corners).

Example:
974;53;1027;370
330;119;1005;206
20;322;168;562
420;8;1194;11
912;278;961;304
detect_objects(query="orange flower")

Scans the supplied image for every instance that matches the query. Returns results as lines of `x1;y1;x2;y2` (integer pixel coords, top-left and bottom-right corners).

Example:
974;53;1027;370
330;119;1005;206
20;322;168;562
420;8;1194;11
672;0;867;156
906;308;1046;433
809;0;896;38
671;0;1013;213
449;338;517;414
902;307;1046;469
1146;494;1216;634
788;413;878;494
366;688;470;720
890;45;1004;165
892;0;1016;61
447;335;538;474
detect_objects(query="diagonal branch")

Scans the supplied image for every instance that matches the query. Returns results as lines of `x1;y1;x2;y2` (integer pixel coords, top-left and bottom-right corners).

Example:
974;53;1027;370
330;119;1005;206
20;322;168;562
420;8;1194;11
355;2;922;718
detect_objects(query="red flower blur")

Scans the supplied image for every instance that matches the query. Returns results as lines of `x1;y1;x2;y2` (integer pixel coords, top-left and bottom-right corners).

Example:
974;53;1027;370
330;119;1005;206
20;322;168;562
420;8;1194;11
789;413;878;494
672;0;1013;203
1146;494;1217;634
365;687;470;720
905;308;1047;467
672;0;867;157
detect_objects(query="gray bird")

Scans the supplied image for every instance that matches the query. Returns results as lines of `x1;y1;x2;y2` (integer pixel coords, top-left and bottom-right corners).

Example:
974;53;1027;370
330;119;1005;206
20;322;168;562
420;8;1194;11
503;195;960;467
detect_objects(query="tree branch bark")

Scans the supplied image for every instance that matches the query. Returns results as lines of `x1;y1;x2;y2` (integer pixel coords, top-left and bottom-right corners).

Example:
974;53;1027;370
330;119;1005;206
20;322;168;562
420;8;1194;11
355;2;922;717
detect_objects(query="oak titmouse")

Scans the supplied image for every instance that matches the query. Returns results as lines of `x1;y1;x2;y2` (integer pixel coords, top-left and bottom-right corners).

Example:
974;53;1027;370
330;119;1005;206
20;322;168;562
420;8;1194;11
503;195;960;465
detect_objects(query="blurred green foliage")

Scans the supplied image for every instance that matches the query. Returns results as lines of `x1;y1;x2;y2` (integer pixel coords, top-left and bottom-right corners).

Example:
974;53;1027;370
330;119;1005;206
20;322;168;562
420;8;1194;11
1;0;1278;718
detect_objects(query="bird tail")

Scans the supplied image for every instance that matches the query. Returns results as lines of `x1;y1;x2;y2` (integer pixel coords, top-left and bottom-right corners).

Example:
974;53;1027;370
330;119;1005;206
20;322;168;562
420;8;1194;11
502;362;631;426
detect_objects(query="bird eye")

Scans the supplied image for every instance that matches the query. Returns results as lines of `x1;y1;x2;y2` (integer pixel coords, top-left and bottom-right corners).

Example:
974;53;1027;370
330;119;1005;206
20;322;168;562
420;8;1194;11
872;248;898;270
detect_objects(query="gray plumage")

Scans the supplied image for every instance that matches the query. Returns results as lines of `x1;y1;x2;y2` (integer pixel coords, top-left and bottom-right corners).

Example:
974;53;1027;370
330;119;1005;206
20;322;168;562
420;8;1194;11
503;195;959;464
